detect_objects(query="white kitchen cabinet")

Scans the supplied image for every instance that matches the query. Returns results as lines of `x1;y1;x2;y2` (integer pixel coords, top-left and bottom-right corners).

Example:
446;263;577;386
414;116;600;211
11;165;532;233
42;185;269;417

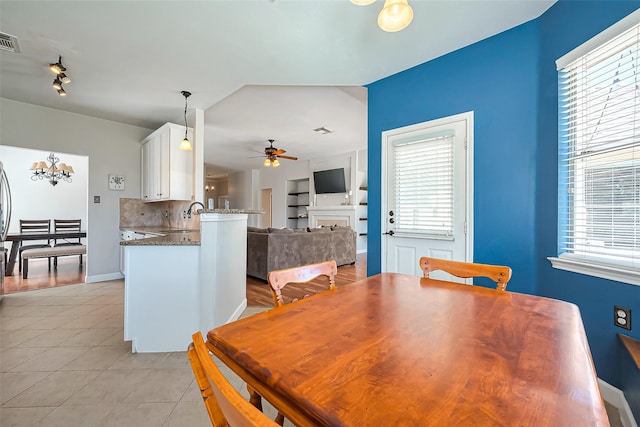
141;122;193;202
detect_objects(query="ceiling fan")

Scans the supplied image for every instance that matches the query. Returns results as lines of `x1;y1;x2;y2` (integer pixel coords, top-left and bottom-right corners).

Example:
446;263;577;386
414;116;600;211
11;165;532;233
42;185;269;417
251;139;298;167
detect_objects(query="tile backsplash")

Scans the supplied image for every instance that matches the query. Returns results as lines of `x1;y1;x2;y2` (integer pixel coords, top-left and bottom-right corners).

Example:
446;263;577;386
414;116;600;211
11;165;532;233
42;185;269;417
119;198;200;229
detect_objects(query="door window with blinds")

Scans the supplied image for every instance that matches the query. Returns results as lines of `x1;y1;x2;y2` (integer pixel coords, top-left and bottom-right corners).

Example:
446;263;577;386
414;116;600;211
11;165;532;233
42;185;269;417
391;131;455;239
555;10;640;277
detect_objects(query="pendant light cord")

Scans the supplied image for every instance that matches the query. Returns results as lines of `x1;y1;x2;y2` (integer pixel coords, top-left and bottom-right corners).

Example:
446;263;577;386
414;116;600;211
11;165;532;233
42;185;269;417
183;95;188;140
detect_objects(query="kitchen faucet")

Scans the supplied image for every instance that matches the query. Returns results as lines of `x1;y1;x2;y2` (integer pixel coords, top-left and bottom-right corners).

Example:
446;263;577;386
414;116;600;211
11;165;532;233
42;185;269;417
186;201;205;219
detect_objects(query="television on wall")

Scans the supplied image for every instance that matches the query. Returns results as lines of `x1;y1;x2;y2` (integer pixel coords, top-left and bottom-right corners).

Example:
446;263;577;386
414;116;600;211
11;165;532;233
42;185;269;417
313;168;347;194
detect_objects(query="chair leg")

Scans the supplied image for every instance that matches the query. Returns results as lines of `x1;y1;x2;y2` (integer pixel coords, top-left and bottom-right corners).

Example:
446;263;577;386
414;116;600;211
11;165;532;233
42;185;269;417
22;259;28;279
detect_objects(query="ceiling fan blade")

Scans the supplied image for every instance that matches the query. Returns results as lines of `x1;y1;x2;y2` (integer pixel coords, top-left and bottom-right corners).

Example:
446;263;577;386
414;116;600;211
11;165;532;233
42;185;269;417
274;149;286;155
277;155;298;160
248;149;264;154
248;155;266;159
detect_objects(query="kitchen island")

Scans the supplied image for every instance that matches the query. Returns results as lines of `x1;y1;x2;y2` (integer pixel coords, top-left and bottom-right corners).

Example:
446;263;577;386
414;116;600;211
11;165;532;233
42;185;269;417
121;209;260;352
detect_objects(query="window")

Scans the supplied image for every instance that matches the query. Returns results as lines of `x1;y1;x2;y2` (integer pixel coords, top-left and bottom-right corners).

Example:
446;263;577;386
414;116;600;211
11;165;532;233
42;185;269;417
392;132;455;238
550;10;640;285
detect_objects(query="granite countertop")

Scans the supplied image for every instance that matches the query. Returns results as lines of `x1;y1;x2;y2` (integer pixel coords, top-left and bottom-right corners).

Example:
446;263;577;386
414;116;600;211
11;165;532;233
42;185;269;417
197;209;264;214
120;227;200;246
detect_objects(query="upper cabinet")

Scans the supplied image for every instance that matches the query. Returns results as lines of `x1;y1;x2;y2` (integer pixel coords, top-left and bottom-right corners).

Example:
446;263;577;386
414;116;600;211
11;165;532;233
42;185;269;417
141;123;193;202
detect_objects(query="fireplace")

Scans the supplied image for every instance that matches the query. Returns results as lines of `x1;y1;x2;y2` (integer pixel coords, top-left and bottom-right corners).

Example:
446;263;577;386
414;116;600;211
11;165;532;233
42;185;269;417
307;206;356;229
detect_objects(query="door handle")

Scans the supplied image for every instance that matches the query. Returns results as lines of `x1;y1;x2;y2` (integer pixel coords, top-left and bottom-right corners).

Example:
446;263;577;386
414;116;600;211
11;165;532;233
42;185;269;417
383;230;394;236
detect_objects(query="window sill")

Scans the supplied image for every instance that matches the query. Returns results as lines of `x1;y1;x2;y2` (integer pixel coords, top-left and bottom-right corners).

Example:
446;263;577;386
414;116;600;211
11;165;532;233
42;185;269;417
547;256;640;286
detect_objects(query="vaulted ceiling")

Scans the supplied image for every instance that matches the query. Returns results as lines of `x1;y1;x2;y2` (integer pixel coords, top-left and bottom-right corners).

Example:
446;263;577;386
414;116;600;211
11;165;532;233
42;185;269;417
1;0;555;172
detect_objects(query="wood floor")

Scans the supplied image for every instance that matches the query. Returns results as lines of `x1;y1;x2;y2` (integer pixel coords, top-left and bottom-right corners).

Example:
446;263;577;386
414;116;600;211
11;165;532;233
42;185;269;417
2;253;368;307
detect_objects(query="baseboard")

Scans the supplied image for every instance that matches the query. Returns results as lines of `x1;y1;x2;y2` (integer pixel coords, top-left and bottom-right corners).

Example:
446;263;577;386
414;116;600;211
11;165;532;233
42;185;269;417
226;299;248;324
85;272;124;283
599;378;638;427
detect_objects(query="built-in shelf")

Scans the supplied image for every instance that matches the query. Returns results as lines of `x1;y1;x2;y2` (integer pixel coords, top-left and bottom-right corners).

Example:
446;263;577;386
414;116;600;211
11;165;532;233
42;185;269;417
359;233;367;236
287;178;310;229
288;192;309;196
359;186;367;191
287;205;308;207
359;202;367;206
359;217;367;221
287;216;307;220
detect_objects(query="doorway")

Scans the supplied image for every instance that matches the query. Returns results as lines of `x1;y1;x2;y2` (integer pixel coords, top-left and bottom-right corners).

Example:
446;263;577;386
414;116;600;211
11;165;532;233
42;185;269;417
260;188;272;228
381;112;473;280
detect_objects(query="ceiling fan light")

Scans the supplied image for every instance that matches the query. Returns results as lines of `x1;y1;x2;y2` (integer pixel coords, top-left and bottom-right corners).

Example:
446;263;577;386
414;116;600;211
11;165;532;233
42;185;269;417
179;137;192;151
59;73;71;84
272;159;280;168
52;78;62;90
378;0;413;32
350;0;376;5
263;158;271;167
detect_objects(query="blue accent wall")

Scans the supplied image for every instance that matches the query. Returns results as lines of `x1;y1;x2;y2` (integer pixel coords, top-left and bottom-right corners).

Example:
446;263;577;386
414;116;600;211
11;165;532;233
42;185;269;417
536;1;640;388
367;0;640;388
367;21;540;295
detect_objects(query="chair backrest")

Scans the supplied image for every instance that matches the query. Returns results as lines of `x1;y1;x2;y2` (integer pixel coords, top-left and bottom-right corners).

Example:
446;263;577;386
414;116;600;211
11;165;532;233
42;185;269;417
419;257;512;291
54;219;82;244
19;219;51;246
267;260;337;307
20;219;50;234
187;332;279;427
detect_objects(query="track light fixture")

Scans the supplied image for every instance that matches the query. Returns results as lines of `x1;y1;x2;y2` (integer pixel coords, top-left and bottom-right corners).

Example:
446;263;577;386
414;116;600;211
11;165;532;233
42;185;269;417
179;90;193;151
49;55;71;96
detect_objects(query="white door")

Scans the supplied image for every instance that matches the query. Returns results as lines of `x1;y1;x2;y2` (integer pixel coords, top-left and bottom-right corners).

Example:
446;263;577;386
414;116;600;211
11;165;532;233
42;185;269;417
381;112;473;281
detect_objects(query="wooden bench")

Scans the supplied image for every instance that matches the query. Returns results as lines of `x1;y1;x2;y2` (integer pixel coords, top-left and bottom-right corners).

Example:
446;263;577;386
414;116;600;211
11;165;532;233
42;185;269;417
21;245;86;279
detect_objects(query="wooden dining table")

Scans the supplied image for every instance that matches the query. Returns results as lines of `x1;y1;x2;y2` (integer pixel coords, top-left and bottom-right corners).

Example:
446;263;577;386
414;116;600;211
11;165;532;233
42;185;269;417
4;230;87;276
206;272;609;426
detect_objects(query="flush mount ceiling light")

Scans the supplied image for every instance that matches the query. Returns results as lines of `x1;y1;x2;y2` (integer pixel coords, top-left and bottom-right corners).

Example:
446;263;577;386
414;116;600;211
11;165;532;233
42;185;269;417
351;0;414;32
49;55;71;96
179;90;193;151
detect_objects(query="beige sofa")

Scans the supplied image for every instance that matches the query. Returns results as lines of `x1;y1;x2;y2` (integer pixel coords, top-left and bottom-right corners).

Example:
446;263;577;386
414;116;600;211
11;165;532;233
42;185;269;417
246;226;357;281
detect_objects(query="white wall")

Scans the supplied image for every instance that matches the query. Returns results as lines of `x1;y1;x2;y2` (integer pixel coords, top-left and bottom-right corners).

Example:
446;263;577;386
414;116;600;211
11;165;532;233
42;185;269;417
1;98;152;282
0;146;88;233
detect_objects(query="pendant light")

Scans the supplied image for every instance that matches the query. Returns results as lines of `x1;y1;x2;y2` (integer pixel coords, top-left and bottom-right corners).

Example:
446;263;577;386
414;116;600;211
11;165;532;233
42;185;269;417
378;0;413;32
179;90;193;151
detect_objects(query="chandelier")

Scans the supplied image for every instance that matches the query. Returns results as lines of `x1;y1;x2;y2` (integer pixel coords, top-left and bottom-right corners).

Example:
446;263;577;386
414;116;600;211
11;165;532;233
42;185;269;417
30;153;74;186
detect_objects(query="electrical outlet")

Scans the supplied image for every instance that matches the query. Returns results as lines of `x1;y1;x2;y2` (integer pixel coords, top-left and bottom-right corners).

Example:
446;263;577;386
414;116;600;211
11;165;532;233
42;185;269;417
93;196;100;203
614;305;631;330
182;211;187;220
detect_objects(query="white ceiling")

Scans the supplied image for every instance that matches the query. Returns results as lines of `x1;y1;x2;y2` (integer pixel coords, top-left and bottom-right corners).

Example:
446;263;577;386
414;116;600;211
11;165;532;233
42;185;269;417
0;0;555;173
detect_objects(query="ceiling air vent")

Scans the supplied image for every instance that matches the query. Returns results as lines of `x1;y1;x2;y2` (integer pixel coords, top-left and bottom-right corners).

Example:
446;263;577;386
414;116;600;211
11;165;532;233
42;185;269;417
0;32;21;53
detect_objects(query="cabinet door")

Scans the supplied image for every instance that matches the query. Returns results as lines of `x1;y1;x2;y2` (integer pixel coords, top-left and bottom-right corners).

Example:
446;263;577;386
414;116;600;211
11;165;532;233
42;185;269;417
156;130;170;200
141;142;152;201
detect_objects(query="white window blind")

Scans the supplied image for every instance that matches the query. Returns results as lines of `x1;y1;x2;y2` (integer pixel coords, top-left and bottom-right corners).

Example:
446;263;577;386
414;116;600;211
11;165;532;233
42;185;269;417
392;132;454;238
557;20;640;269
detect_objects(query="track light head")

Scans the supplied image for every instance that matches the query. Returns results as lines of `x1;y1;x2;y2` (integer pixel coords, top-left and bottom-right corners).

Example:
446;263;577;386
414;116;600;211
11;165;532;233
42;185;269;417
52;78;63;90
49;55;66;75
57;87;67;96
59;73;71;84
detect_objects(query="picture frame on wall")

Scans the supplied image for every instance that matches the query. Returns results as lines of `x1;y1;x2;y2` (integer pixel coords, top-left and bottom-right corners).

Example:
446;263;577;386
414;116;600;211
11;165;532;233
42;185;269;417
108;174;125;190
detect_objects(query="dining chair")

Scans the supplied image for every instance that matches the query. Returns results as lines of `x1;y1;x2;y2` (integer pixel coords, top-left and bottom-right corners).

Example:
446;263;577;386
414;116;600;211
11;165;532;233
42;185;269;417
53;219;83;268
187;331;279;427
247;259;339;424
18;219;51;272
419;256;512;291
267;259;338;307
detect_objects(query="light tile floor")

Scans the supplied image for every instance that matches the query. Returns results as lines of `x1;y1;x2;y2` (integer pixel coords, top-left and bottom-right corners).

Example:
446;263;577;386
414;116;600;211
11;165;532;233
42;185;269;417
0;280;286;426
1;280;625;426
